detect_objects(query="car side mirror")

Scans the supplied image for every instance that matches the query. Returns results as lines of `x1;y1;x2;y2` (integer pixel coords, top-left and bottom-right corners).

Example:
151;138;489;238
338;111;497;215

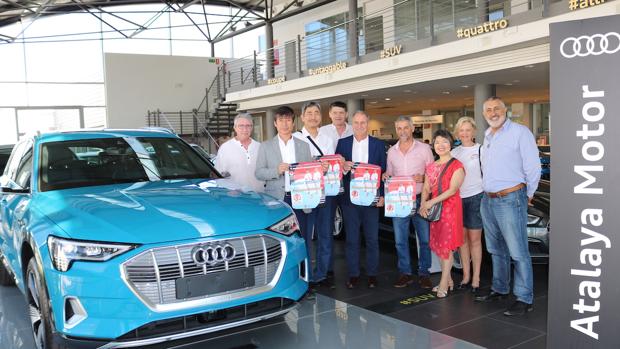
221;171;231;178
1;187;30;194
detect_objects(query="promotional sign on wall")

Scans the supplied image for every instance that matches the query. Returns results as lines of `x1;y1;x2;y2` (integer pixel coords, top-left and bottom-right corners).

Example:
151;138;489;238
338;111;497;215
549;15;620;348
384;176;416;218
318;155;343;196
350;163;381;206
289;162;325;210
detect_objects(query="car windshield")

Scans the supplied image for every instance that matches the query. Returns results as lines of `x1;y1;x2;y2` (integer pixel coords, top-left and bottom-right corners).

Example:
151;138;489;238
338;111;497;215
39;137;220;191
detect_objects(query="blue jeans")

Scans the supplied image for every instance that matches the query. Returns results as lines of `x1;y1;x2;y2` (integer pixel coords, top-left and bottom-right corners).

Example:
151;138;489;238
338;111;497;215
392;195;431;276
342;203;380;277
312;196;335;282
481;187;533;304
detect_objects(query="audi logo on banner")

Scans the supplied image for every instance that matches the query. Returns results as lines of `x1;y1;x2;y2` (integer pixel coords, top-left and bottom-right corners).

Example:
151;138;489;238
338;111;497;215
191;243;236;266
560;32;620;58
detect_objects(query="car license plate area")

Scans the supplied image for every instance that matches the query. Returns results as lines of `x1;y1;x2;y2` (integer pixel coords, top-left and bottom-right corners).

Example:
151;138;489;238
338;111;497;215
175;268;255;299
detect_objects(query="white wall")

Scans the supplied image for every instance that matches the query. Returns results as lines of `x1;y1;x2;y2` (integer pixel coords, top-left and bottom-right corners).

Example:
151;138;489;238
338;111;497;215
104;53;221;129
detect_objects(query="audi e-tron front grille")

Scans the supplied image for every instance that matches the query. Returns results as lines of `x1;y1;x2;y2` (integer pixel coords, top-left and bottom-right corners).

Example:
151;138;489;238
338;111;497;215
122;235;284;310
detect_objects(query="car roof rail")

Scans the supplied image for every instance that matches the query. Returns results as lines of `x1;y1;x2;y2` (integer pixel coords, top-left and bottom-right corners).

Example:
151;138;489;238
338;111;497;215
140;127;176;134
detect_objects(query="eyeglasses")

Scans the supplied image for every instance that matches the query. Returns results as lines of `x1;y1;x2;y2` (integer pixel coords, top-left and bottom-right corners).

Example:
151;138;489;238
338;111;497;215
236;124;253;129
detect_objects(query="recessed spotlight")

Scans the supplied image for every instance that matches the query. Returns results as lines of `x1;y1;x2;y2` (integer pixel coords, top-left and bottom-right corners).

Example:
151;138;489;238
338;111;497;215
403;89;412;93
524;64;535;68
361;94;369;97
505;83;513;86
461;85;469;88
384;97;391;101
441;91;450;95
513;80;520;83
369;101;378;104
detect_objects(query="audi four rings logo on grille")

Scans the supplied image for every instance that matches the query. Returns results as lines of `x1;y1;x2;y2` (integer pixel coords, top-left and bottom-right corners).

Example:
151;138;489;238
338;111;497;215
560;32;620;58
191;243;236;266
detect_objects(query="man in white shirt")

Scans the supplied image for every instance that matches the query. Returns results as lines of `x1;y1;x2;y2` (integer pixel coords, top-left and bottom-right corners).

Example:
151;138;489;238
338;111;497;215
215;113;264;192
293;101;339;288
320;101;353;152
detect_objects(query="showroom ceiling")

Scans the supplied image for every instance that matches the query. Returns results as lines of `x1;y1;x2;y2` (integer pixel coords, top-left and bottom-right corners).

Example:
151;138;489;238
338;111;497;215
0;0;326;43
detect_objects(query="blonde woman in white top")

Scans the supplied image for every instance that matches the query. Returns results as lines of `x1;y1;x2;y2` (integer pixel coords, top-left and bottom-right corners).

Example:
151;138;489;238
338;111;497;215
451;117;484;293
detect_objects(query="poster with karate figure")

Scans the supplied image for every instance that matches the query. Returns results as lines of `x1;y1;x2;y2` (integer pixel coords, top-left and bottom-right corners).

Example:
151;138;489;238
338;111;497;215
318;155;343;196
289;162;325;209
384;176;416;218
350;163;381;206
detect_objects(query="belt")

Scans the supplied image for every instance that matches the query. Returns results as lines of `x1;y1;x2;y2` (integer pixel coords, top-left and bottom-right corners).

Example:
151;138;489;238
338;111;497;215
486;183;525;198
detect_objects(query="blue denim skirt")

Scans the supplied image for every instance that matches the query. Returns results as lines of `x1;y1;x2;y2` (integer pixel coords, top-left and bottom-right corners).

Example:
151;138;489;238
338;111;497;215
462;192;483;229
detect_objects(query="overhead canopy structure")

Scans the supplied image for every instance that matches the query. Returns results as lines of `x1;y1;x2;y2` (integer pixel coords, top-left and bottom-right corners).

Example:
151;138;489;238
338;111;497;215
0;0;334;44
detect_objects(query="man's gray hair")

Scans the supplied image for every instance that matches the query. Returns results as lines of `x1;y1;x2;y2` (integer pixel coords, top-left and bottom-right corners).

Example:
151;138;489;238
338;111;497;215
395;115;413;127
352;110;369;119
301;101;321;115
483;96;506;109
233;112;253;127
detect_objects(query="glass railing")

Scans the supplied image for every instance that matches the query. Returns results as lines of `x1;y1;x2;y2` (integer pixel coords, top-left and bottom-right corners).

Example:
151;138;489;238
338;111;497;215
217;0;556;94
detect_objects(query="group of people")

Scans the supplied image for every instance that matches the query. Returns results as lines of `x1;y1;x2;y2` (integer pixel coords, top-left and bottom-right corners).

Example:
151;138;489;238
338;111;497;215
215;96;541;318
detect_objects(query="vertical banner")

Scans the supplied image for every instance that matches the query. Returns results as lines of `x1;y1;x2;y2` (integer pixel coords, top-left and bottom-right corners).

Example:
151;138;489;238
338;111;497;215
289;162;325;209
549;15;620;348
384;176;416;218
318;155;344;196
350;163;381;206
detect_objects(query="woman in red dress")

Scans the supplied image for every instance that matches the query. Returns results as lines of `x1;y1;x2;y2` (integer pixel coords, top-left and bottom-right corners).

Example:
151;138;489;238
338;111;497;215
419;129;465;297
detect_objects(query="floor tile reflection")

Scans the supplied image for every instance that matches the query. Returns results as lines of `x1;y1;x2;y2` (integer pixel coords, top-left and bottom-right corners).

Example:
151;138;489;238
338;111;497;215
174;295;483;349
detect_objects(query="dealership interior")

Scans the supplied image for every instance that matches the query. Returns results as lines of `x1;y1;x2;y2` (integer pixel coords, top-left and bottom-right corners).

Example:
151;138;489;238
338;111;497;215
1;0;616;348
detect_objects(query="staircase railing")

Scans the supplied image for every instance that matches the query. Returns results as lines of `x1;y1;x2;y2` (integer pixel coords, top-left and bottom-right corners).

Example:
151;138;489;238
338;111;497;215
145;109;221;154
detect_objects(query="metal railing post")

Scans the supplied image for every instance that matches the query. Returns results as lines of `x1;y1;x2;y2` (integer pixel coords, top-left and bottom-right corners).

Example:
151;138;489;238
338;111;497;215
253;50;258;85
179;110;183;135
297;35;303;75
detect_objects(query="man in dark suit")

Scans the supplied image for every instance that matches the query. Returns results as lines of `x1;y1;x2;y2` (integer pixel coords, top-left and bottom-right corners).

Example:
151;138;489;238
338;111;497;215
336;110;387;289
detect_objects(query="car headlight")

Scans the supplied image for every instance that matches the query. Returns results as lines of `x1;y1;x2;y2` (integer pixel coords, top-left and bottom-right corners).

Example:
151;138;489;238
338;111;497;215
268;214;300;236
527;214;542;226
48;236;137;272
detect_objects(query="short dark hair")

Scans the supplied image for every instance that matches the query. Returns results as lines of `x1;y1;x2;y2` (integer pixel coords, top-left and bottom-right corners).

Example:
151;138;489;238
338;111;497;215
301;101;321;115
329;101;347;112
274;106;295;119
432;129;454;149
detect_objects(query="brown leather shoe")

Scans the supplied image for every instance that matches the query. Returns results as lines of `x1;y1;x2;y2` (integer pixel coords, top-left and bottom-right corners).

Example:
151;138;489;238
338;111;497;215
393;274;414;288
368;276;377;288
346;277;359;289
418;276;432;289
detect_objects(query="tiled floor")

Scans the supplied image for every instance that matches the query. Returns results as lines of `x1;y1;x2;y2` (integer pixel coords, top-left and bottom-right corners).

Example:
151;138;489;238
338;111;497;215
0;239;549;349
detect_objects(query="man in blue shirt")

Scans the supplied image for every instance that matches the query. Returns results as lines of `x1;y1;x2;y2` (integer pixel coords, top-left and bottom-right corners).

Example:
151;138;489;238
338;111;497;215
475;97;541;317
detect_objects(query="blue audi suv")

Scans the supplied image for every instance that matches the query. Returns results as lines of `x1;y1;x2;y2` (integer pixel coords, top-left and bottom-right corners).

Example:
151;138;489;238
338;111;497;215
0;129;308;348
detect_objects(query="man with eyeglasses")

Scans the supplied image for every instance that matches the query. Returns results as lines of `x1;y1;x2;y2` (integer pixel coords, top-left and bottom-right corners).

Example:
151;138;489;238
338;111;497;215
215;113;264;192
475;96;540;317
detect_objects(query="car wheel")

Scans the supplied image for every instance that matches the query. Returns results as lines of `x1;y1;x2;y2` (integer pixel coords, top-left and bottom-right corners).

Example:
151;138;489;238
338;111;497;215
0;256;15;286
333;206;344;239
26;258;56;349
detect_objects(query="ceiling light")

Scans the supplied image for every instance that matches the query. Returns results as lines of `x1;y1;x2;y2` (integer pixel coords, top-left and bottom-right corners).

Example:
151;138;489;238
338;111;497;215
461;85;469;88
441;91;450;95
513;80;520;83
384;97;391;101
361;94;369;97
403;89;412;93
524;64;534;68
369;101;378;104
505;83;513;86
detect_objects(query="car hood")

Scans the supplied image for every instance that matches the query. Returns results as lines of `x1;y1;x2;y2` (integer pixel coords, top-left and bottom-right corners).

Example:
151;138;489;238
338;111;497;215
34;179;291;244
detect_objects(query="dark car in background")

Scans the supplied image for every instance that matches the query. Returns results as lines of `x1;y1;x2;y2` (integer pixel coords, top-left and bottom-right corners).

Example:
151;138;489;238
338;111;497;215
539;145;550;180
0;144;14;174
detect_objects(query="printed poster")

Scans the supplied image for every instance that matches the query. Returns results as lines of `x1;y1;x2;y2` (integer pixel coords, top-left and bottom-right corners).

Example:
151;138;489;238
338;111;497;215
384;176;416;218
318;155;343;196
350;163;381;206
289;161;325;209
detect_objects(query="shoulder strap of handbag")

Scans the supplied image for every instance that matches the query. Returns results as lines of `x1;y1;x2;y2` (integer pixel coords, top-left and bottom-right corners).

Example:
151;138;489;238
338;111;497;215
437;158;456;194
478;144;483;178
306;135;324;157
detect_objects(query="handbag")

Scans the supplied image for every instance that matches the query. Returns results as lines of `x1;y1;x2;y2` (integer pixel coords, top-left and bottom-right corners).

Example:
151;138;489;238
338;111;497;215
424;158;456;222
